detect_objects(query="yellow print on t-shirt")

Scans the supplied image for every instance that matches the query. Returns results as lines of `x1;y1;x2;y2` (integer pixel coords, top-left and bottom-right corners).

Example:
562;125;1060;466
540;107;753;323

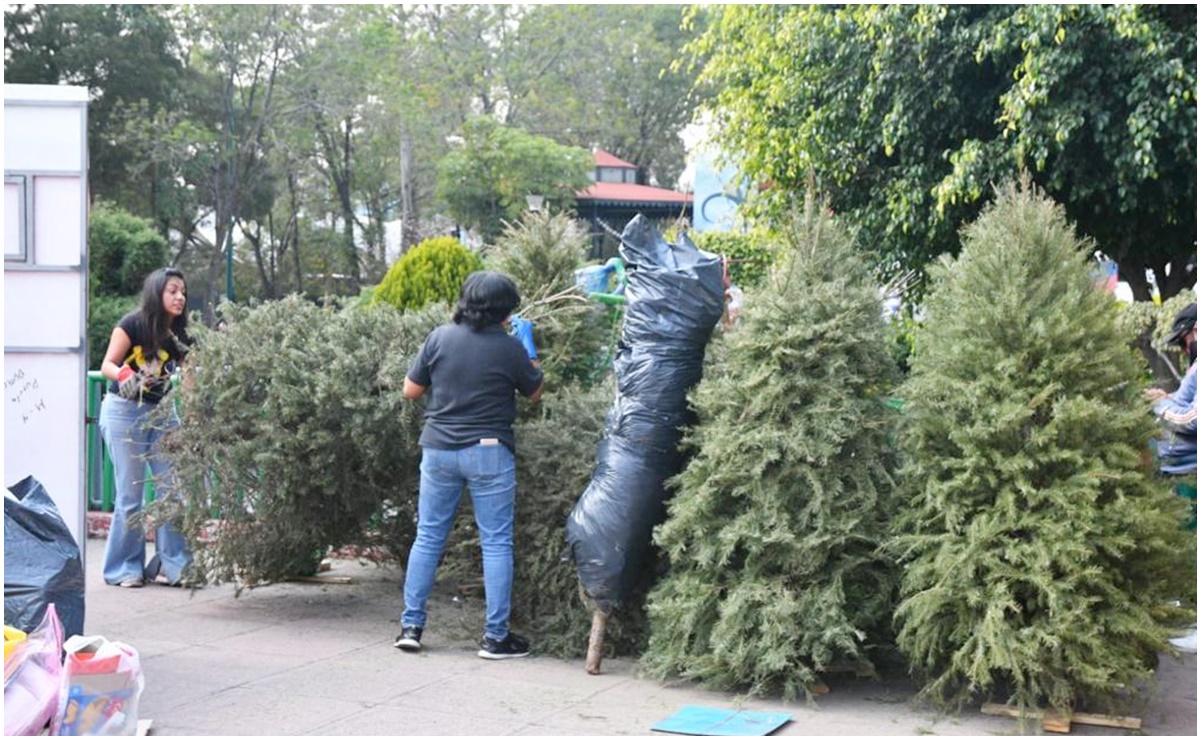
125;345;170;378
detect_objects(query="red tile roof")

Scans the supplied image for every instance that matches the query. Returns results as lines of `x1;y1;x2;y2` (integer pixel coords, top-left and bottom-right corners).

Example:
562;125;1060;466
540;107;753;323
593;149;636;168
577;181;692;205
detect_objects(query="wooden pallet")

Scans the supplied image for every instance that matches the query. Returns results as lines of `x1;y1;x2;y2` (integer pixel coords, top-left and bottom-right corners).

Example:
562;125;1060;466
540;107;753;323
981;702;1141;733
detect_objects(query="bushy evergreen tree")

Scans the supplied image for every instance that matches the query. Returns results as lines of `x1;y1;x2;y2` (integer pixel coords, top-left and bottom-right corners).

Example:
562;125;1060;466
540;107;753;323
373;236;482;312
154;297;443;586
486;212;617;389
892;179;1195;716
641;202;901;699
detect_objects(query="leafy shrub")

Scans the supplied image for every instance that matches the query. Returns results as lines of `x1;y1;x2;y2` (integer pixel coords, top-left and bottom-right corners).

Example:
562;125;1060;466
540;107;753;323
154;296;446;586
88;293;138;370
886;310;922;376
892;179;1194;716
691;228;780;289
88;202;169;368
1114;291;1196;386
89;202;169;296
487;212;617;389
373;236;482;312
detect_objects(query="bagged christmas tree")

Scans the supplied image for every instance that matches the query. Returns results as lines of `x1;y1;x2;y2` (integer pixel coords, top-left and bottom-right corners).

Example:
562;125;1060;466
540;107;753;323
892;178;1195;717
641;201;902;699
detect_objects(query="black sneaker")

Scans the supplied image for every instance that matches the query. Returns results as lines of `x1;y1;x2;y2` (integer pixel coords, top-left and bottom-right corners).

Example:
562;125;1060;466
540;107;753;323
478;632;530;660
394;625;423;652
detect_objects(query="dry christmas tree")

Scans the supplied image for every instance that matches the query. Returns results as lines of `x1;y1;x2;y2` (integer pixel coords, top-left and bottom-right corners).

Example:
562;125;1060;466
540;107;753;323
439;376;655;657
486;211;619;390
154;297;442;587
640;200;902;699
891;178;1195;719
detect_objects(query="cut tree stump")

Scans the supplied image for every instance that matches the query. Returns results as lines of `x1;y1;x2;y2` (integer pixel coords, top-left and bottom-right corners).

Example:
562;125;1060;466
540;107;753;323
585;610;608;675
980;702;1141;733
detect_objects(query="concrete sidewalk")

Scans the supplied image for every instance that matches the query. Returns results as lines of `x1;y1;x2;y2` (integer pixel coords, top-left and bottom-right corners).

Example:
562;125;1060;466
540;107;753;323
81;538;1196;736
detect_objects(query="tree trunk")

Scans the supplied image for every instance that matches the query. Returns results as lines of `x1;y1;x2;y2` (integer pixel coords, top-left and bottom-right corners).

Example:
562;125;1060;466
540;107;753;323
338;118;361;291
399;129;420;252
585;610;607;675
1117;259;1151;302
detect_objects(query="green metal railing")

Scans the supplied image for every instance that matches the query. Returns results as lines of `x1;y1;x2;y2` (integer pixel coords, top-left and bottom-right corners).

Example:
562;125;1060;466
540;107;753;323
85;371;156;511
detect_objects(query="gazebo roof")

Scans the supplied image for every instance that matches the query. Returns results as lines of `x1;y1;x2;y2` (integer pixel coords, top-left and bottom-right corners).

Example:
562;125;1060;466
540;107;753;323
578;149;692;206
577;181;691;207
593;149;637;169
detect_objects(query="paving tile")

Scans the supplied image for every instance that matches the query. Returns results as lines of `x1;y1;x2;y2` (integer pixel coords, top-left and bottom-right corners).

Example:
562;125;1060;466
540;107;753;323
78;539;1197;738
215;621;390;661
138;643;318;714
152;686;366;736
244;644;465;705
302;703;528;736
96;608;280;648
385;667;595;725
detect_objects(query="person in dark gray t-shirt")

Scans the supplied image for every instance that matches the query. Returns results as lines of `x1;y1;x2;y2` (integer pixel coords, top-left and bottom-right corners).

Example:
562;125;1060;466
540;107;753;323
396;271;543;660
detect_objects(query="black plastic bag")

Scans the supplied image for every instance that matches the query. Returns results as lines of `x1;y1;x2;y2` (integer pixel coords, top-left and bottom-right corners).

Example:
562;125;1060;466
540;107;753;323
567;215;725;613
5;476;86;639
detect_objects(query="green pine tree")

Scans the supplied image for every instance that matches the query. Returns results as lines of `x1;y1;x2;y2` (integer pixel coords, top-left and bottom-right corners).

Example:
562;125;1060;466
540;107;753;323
641;201;902;699
891;178;1195;717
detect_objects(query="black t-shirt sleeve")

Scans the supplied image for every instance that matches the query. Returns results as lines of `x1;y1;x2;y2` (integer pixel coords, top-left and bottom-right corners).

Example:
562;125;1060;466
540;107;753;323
117;313;141;354
407;329;437;386
509;337;543;397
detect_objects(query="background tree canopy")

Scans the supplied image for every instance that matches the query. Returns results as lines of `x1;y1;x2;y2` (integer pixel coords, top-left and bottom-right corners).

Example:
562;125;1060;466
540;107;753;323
688;4;1196;301
6;4;1193;308
4;3;705;307
436;117;592;242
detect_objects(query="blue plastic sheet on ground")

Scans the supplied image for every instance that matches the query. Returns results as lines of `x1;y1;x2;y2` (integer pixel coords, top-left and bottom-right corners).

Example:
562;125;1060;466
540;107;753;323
651;705;793;736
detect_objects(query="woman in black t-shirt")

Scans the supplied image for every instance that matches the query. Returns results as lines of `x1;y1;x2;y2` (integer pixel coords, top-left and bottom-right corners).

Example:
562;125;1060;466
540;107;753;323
98;267;193;587
395;271;543;659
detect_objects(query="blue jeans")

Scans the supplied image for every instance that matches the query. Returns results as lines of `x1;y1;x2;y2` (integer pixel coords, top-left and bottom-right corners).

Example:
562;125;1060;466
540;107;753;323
402;444;516;641
99;395;191;585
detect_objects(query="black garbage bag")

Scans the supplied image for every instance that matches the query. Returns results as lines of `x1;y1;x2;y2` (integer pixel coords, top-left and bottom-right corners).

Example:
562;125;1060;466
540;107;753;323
5;476;85;638
567;215;725;614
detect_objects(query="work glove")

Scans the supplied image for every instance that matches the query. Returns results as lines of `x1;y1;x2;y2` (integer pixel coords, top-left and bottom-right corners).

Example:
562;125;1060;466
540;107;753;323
116;366;145;400
509;315;538;360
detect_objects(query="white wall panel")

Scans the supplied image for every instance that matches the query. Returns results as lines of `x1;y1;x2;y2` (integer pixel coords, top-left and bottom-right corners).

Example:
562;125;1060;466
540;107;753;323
34;176;84;266
3;271;83;349
3;105;85;172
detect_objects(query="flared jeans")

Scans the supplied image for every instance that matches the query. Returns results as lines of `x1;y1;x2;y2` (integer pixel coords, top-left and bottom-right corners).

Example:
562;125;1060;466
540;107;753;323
402;443;516;641
98;394;191;585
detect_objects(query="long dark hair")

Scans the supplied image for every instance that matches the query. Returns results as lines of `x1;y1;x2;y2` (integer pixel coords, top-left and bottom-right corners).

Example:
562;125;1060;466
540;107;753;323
453;271;520;331
137;267;190;356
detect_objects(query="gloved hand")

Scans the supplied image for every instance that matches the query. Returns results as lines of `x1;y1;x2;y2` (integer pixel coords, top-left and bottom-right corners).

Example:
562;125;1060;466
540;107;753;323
509;315;538;360
116;366;144;400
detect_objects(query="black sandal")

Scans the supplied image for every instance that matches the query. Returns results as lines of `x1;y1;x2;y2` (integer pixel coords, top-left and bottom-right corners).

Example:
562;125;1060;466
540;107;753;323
144;554;180;586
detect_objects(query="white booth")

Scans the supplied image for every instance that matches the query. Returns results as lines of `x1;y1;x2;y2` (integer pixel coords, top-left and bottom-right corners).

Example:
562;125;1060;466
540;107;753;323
4;84;90;558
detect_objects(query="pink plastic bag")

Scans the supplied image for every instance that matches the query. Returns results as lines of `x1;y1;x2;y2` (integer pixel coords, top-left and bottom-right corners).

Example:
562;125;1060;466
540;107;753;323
3;603;65;736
